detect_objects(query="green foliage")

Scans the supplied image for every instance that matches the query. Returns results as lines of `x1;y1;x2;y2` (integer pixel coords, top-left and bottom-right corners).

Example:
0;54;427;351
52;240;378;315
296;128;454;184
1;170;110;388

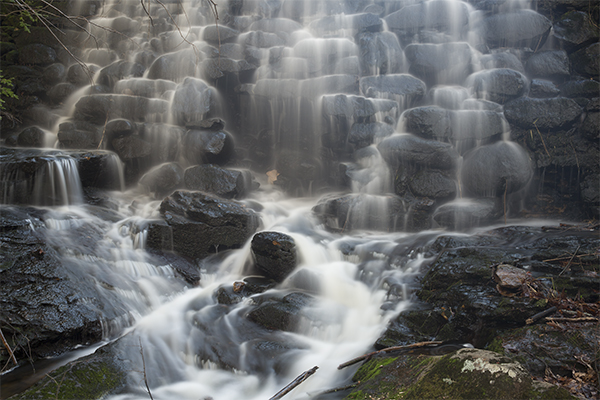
0;70;18;112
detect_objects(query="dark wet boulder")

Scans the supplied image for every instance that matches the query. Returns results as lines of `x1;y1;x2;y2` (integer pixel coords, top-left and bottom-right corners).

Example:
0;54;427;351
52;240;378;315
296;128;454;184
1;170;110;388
378;134;460;170
170;77;217;126
66;63;100;86
274;149;322;187
448;110;507;153
466;68;529;104
433;198;503;230
246;292;314;332
293;38;358;76
104;118;137;144
570;42;600;78
146;190;260;260
310;12;383;36
479;10;552;49
461;141;533;197
182;129;235;165
139;162;184;197
580;174;599;217
184;164;255;199
404;42;473;86
251;231;297;282
73;94;170;124
525;50;570;81
348;122;395;149
113;78;176;98
96;60;145;88
18;43;56;65
203;25;239;44
357;31;404;76
322;94;399;119
553;11;600;52
360;74;426;107
581;109;600;141
529;79;560;98
559;79;600;99
408;170;456;201
42;63;66;85
57;121;102;149
146;49;202;81
200;58;256;81
504;97;582;130
461;99;503;111
17;126;48;147
401;106;451;140
239;31;285;48
248;18;303;34
47;82;78;104
312;193;406;232
139;123;184;163
111;135;152;161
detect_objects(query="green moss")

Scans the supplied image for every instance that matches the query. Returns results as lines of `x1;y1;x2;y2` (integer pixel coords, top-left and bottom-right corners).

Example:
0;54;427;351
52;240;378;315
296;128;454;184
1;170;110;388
353;356;398;383
486;337;505;354
534;298;548;308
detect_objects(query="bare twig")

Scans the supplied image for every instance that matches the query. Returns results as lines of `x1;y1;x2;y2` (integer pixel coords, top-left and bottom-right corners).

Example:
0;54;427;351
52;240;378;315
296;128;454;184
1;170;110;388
139;337;154;400
97;112;110;149
338;341;443;370
526;306;558;325
0;327;17;366
141;0;154;27
269;366;318;400
558;245;580;276
154;0;200;62
546;317;598;323
533;121;551;159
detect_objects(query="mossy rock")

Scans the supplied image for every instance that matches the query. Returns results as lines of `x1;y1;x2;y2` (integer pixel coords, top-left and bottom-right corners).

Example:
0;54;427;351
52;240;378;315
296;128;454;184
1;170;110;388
344;349;575;400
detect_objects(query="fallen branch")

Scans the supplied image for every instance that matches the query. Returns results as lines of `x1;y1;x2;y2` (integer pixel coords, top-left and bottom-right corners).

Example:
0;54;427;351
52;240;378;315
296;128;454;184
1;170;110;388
338;341;443;370
558;245;580;276
526;306;558;325
0;327;17;366
545;317;598;323
269;366;318;400
139;337;154;400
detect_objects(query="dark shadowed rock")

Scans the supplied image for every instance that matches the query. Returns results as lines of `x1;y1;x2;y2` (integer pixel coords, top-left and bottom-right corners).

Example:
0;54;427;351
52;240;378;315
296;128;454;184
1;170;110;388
461;141;533;197
479;52;524;73
170;77;216;126
525;50;570;81
504;97;582;130
348;122;395;149
466;68;529;104
581;110;599;141
111;135;152;161
409;170;456;201
401;106;451;140
57;121;102;149
357;31;404;76
48;82;78;104
322;94;399;119
203;25;239;44
449;110;507;153
182;130;235;165
146;49;202;81
529;79;560;98
479;10;552;49
378;134;459;170
560;79;600;99
580;174;599;217
42;63;66;85
251;231;297;282
17;126;48;147
18;43;56;65
184;164;255;198
146;191;259;260
553;11;600;52
433;198;503;230
246;292;314;332
67;63;100;86
139;162;184;197
97;60;145;88
570;42;600;78
74;94;169;124
404;42;473;86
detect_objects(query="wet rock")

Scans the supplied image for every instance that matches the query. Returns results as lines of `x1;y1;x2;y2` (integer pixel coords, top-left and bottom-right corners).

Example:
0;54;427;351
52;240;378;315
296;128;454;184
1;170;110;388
170;77;216;126
525;50;570;81
42;63;66;85
139;162;184;197
461;141;533;197
357;31;404;76
113;78;176;98
111;135;152;161
466;68;529;104
378;134;460;170
275;149;321;183
321;94;399;119
248;18;303;34
96;60;145;88
76;151;124;190
293;38;358;76
384;0;470;46
240;31;285;48
529;79;560;98
251;231;297;282
348;122;395;149
18;43;56;65
48;82;78;105
246;292;314;332
580;174;599;217
433;198;503;230
104;118;137;144
580;110;600;141
560;79;600;99
184;164;255;199
310;12;383;36
504;97;582;130
401;106;451;140
252;75;359;99
570;42;600;78
57;121;102;149
553;11;600;52
312;193;406;232
203;25;239;44
360;74;426;107
146;190;259;260
479;52;525;73
74;94;169;124
448;110;507;154
408;170;456;201
200;57;256;81
479;10;552;49
146;49;201;81
461;99;503;111
17;126;48;147
404;42;473;86
182;129;235;165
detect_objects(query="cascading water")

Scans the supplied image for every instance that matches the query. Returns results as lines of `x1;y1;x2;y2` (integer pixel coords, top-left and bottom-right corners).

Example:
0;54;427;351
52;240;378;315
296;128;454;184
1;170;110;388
3;0;597;399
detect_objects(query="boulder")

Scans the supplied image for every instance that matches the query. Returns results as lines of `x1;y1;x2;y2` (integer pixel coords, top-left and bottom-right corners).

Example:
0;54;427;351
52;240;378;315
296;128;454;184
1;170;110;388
525;50;570;81
146;49;202;81
183;164;255;199
559;79;600;99
461;141;533;197
378;134;460;170
360;74;426;107
479;52;525;73
113;78;176;98
67;63;100;86
182;129;235;165
401;106;451;140
348;122;395;149
404;42;473;86
449;109;508;153
251;231;297;282
18;43;56;65
146;190;260;260
17;126;49;147
503;97;582;130
553;11;599;52
42;63;67;85
356;31;404;76
246;292;314;332
96;60;145;88
466;68;529;104
111;135;152;161
47;82;78;104
408;170;456;201
529;79;560;98
321;94;399;119
202;25;239;44
570;42;600;78
139;162;184;197
57;121;102;149
479;10;552;49
73;94;169;124
170;77;217;126
239;31;285;48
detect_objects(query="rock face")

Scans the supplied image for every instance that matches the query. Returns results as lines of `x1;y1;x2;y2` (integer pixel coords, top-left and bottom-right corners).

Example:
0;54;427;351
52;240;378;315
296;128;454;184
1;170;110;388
146;190;260;260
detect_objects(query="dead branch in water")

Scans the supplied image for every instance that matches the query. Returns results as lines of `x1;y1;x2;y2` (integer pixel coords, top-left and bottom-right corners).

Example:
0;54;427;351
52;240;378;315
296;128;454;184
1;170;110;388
338;341;443;370
526;306;558;325
0;327;17;366
269;366;318;400
139;337;154;400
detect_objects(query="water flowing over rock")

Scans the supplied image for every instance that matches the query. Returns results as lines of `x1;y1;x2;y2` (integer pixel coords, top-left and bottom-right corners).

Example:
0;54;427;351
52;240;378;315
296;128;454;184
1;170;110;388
183;164;255;199
503;97;583;130
478;10;552;49
378;134;460;170
466;68;529;104
250;231;297;282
